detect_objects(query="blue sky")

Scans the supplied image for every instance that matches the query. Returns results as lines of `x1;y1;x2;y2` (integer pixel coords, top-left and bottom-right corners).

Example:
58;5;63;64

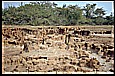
2;1;114;16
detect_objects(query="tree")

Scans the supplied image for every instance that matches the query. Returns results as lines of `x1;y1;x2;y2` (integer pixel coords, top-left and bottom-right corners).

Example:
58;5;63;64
83;4;96;18
94;7;106;17
2;2;113;26
94;17;105;25
105;12;114;25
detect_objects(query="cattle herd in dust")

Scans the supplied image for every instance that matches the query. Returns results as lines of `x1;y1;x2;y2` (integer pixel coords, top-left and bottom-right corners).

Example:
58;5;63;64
2;25;114;73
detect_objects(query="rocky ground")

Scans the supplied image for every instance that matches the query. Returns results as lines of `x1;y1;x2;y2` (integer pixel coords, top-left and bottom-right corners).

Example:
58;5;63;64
2;25;114;74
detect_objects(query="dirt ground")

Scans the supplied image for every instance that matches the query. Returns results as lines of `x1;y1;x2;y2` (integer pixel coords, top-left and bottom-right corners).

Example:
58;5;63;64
2;25;114;74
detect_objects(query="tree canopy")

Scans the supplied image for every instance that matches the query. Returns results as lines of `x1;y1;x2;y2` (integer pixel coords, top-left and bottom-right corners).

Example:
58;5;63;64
2;1;114;26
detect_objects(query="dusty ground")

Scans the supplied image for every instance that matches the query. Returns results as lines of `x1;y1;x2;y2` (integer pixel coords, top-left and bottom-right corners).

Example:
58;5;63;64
2;25;114;74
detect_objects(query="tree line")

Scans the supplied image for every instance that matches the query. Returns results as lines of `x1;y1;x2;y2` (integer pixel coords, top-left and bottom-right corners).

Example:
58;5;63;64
2;1;114;26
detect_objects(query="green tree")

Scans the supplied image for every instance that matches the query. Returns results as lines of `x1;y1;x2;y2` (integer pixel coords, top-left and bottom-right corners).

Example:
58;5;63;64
2;2;113;26
105;12;114;25
94;7;106;17
83;4;96;18
94;17;105;25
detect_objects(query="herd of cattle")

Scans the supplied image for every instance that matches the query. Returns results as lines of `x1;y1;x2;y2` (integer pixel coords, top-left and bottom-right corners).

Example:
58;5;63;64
2;26;114;73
